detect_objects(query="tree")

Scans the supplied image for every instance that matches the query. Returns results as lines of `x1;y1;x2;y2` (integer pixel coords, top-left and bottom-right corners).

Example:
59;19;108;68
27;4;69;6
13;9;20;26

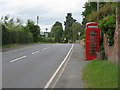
71;22;84;42
26;19;41;42
16;17;23;27
64;13;76;41
82;2;97;25
88;3;116;22
51;21;63;42
1;15;14;27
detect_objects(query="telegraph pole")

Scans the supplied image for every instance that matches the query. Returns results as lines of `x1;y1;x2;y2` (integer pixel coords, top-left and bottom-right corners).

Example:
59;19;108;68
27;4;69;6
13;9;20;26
37;16;39;25
97;0;99;22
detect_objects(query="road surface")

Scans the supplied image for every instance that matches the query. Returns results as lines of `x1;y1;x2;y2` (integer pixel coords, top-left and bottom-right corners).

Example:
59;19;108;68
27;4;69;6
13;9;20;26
2;44;73;88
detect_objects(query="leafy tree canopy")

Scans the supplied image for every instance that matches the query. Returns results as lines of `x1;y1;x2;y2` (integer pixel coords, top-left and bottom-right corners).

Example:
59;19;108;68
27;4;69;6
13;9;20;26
51;21;63;42
64;13;76;41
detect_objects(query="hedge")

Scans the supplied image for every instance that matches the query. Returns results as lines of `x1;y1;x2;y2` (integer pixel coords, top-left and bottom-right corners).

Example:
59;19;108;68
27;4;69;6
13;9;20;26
2;25;34;45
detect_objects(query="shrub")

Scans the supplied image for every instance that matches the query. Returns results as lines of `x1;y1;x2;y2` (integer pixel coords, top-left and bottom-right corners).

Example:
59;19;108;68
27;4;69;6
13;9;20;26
99;14;116;46
41;37;55;43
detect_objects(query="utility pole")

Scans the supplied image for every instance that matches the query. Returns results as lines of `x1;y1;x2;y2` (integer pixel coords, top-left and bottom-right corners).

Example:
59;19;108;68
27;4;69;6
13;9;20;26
97;0;103;50
37;16;39;25
97;0;99;22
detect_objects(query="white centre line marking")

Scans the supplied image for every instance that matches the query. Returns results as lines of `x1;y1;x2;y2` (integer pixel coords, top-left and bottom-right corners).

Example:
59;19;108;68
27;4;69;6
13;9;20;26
44;44;74;88
10;55;27;63
32;51;39;55
41;48;47;50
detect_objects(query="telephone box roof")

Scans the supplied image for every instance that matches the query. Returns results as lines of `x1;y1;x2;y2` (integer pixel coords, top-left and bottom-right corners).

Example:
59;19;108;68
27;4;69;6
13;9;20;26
86;22;98;26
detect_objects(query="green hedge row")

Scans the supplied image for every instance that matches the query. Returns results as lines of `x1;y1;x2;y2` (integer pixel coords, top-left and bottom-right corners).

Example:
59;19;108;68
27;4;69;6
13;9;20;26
2;25;34;45
40;37;55;43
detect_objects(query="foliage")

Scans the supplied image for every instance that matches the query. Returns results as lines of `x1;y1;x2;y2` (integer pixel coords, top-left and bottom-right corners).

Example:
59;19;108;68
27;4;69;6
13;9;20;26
88;3;116;22
64;13;76;41
41;37;55;43
1;16;36;45
99;14;116;46
26;19;41;42
82;2;97;25
1;15;23;27
118;2;120;14
2;25;34;45
71;22;85;42
82;59;119;88
51;21;63;42
82;2;116;25
82;2;117;47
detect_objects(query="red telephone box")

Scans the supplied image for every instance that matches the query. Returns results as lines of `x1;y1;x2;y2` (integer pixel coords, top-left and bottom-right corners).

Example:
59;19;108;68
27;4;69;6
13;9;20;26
85;22;100;59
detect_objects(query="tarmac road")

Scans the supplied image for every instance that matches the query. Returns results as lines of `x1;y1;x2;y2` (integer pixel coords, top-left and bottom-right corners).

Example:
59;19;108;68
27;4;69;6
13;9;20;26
2;44;72;88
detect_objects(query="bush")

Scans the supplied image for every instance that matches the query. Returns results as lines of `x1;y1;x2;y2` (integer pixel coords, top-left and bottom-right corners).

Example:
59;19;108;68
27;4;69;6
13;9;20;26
41;37;55;43
99;14;116;46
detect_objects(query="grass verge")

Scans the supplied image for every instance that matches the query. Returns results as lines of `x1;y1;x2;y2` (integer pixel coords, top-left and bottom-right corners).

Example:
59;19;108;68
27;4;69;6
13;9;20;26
82;59;119;88
2;44;22;48
1;42;63;49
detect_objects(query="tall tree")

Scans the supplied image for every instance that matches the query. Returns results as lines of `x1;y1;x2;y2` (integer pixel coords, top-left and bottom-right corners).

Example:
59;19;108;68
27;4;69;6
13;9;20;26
64;13;76;41
26;19;40;42
71;22;84;42
51;21;63;42
82;2;97;25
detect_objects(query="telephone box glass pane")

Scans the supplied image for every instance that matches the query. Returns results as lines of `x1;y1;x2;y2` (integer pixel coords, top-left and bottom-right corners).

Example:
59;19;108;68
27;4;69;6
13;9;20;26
90;37;97;39
88;26;98;28
90;34;97;36
89;31;98;33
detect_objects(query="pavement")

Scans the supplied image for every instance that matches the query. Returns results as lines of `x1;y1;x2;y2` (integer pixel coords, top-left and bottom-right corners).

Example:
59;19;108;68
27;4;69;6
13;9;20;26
53;44;87;88
2;43;87;89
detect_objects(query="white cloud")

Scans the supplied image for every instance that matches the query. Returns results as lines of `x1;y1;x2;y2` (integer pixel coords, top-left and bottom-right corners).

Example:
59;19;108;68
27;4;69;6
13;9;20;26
0;0;88;31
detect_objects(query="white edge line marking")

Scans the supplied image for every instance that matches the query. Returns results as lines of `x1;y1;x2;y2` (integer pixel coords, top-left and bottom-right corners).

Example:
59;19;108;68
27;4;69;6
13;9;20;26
32;51;39;55
10;55;26;63
41;48;47;50
44;44;74;88
52;47;73;88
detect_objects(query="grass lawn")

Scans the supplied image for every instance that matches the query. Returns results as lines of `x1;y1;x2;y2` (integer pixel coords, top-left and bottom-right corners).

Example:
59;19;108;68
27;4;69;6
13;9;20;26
82;59;119;88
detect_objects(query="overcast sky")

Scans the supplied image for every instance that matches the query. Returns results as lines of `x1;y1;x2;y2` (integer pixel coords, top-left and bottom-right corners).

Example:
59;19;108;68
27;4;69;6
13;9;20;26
0;0;88;32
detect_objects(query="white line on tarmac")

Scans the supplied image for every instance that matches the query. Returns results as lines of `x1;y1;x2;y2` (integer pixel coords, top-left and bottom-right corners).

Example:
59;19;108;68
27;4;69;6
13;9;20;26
32;51;39;55
52;46;73;88
44;44;74;88
10;55;27;63
41;48;47;50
